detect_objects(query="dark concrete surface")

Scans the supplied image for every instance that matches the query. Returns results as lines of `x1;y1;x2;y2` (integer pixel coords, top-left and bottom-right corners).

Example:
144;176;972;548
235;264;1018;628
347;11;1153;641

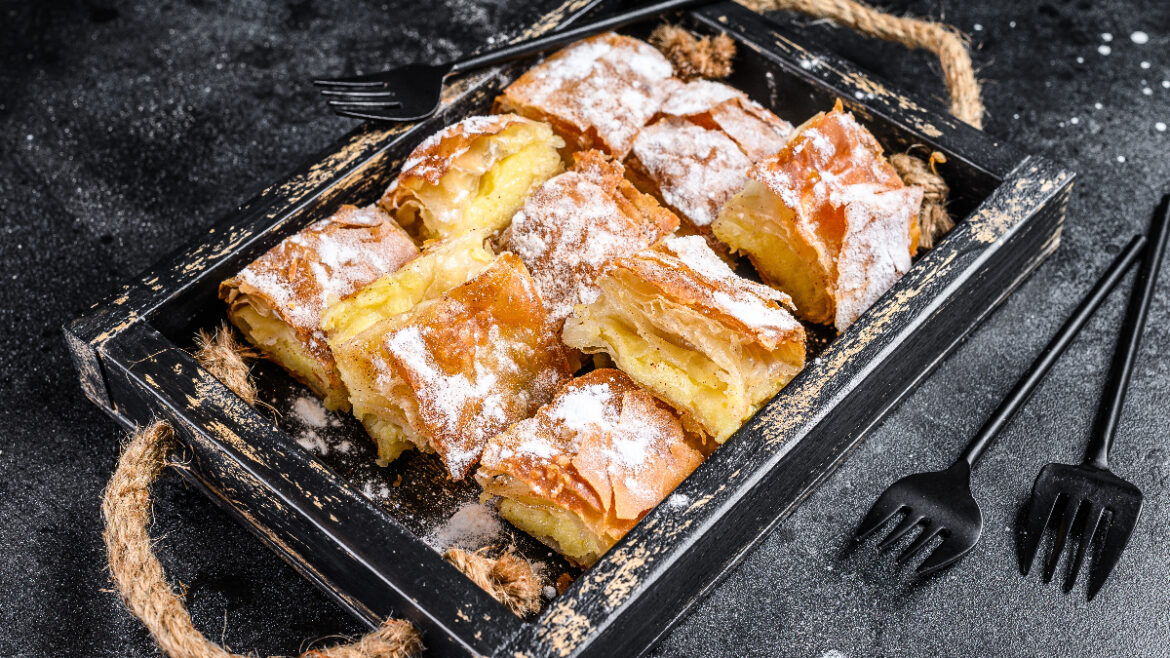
2;0;1168;656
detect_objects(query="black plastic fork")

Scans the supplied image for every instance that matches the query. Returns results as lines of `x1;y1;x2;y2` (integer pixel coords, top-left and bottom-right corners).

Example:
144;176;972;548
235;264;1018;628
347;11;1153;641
856;233;1148;573
1019;195;1169;600
314;0;715;122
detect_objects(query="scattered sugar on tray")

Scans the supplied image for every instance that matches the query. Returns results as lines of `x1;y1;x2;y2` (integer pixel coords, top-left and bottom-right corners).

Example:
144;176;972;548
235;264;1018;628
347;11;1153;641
427;502;505;550
1156;122;1166;133
1141;61;1151;70
1131;31;1149;44
666;493;690;510
295;429;330;455
1098;45;1111;56
361;479;392;502
1100;32;1113;42
292;395;331;428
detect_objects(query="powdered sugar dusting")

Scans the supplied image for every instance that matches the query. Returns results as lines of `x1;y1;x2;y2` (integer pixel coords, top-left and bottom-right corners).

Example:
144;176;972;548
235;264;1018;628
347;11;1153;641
658;79;741;116
426;502;506;550
507;161;669;325
632;119;750;227
501;33;672;157
661;235;802;335
232;205;418;345
833;185;922;332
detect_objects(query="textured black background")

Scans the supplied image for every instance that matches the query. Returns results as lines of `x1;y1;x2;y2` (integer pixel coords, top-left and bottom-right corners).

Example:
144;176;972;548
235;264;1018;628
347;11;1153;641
2;0;1169;656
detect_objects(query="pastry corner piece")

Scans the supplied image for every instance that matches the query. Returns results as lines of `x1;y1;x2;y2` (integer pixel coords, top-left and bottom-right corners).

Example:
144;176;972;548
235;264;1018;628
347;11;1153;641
563;235;806;443
477;368;705;566
494;32;674;159
712;100;924;331
332;253;572;477
504;149;679;328
379;114;564;242
219;204;419;411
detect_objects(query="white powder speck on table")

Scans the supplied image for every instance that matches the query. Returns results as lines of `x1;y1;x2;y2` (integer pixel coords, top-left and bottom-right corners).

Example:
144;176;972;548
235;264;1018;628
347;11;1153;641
1156;122;1166;133
667;493;690;510
426;502;506;551
1098;44;1112;56
292;395;333;428
1131;31;1149;44
1101;32;1113;42
1141;61;1151;69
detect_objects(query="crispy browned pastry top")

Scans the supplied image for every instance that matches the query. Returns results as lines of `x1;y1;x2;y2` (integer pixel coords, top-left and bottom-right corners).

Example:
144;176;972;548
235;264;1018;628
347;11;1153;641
605;235;805;348
376;253;572;480
479;368;704;530
221;204;419;360
495;32;674;158
504;150;679;326
655;78;793;161
748;100;915;255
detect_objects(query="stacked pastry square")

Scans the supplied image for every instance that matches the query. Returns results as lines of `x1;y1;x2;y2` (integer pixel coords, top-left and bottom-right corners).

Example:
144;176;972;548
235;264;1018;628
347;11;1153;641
220;31;927;567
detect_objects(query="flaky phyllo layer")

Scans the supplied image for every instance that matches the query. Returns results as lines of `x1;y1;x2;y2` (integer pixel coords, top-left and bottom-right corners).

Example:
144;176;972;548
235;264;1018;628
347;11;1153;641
333;254;571;478
477;369;704;566
380;114;564;242
328;231;497;463
712;100;923;331
220;204;419;411
563;236;806;442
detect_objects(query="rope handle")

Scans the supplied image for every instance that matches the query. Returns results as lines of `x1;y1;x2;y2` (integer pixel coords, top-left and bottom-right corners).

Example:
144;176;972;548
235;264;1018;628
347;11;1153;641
737;0;984;128
101;421;423;658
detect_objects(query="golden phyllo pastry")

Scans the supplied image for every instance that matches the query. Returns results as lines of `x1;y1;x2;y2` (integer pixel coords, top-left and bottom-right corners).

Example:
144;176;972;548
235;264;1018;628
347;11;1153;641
494;32;674;159
562;235;806;443
477;369;705;566
627;80;793;232
321;229;496;348
504;150;679;328
331;253;572;477
712;100;924;331
379;114;564;242
220;204;419;411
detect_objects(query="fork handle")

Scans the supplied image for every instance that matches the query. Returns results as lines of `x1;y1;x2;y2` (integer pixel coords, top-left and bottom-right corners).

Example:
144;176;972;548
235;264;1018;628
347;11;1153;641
1087;195;1170;468
958;234;1147;467
449;0;717;74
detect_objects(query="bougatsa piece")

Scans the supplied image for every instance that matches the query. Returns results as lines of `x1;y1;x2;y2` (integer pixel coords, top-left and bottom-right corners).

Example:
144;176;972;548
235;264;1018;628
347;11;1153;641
379;114;564;242
712;100;923;331
562;235;806;443
626;79;793;254
477;368;705;566
329;231;497;463
503;149;679;329
332;253;572;478
220;204;419;411
494;32;674;159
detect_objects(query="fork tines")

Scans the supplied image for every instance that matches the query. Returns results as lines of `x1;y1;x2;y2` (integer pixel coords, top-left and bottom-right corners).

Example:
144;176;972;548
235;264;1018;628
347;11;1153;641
855;462;983;574
1018;463;1143;600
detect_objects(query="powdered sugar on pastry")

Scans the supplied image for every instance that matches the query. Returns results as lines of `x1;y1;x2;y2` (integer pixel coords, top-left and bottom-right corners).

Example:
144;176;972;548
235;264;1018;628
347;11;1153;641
233;204;419;349
497;33;673;157
506;152;678;326
658;235;803;337
833;185;924;332
631;119;751;227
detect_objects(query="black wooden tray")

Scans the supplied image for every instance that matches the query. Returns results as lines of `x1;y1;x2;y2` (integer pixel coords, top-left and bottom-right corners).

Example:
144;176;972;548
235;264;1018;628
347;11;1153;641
66;2;1074;656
